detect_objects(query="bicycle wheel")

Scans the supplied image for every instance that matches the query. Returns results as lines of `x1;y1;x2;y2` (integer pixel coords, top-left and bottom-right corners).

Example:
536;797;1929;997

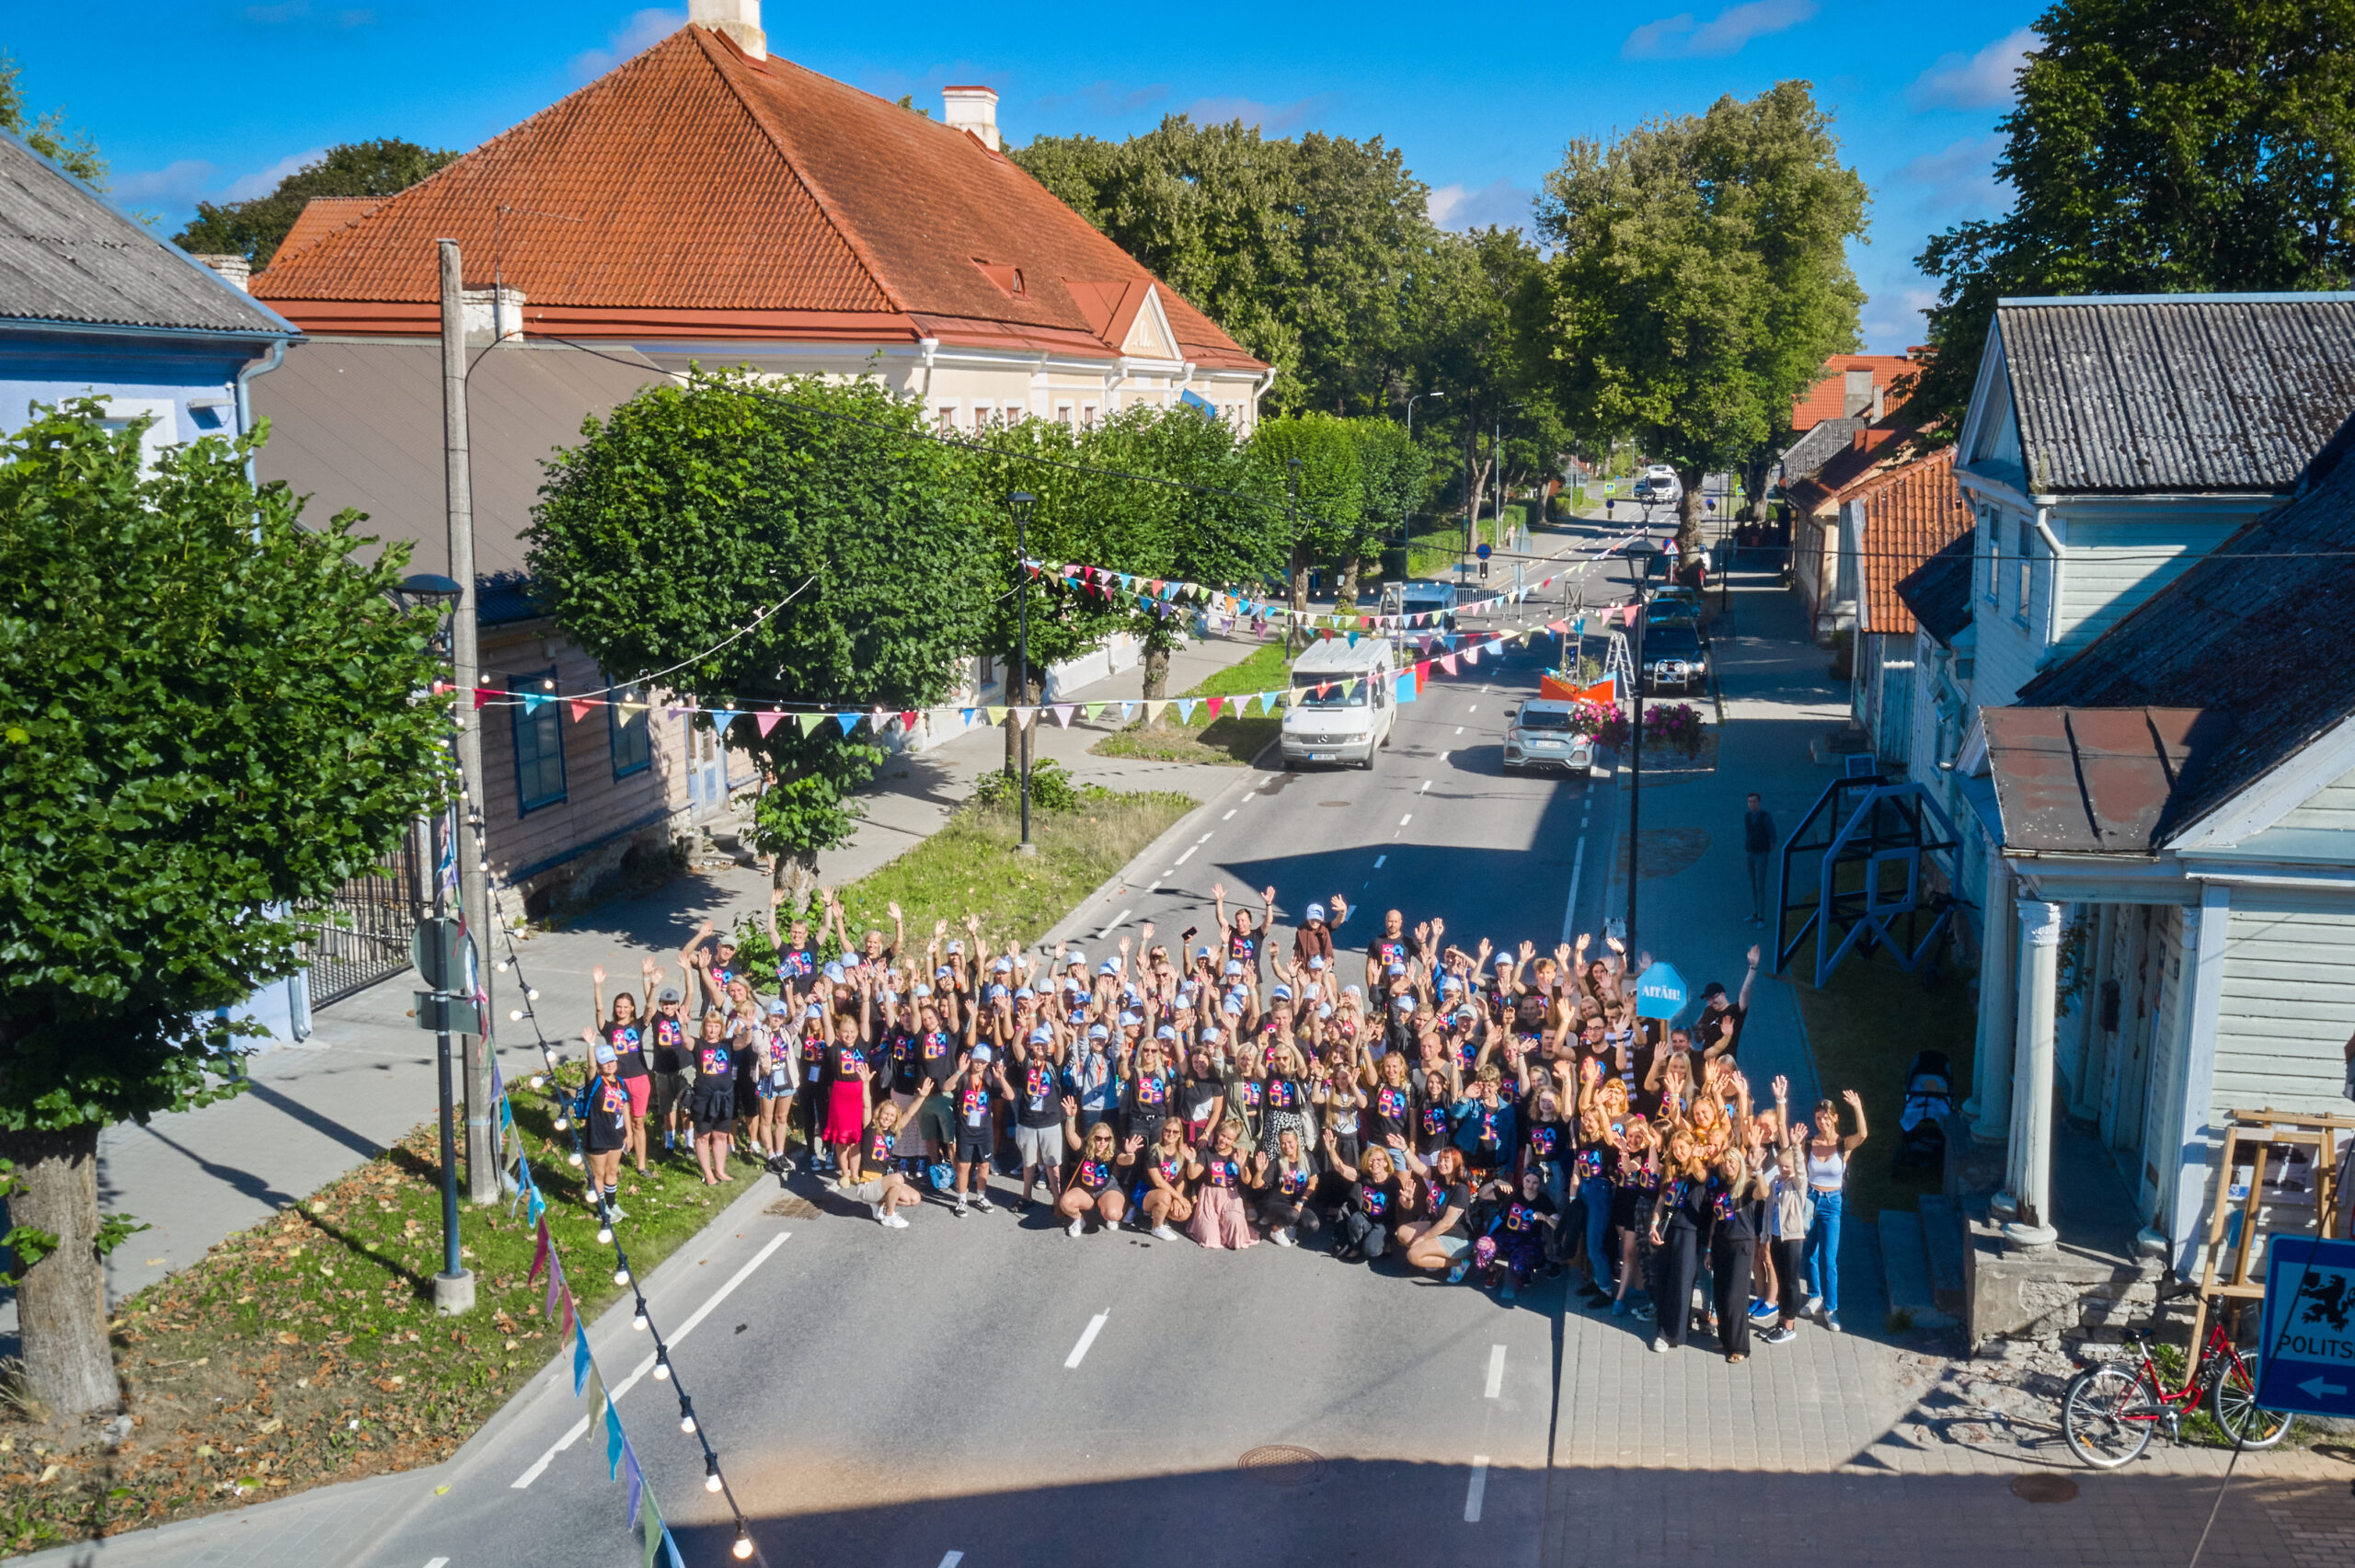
2211;1353;2294;1449
2062;1363;2155;1469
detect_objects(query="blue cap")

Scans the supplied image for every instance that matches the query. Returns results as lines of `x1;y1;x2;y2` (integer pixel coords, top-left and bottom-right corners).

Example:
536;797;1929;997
594;1043;618;1064
1155;1024;1178;1040
1030;1025;1053;1043
1271;984;1293;1000
822;961;845;983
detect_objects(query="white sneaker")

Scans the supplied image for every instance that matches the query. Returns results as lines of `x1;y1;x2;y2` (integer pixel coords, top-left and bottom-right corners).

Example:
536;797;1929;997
1152;1223;1180;1241
882;1212;909;1230
971;1194;994;1213
1067;1216;1086;1238
870;1203;885;1221
1273;1227;1295;1248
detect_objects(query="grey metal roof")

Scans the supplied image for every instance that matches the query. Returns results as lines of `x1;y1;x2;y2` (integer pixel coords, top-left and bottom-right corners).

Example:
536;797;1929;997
1776;416;1863;484
1996;296;2355;495
251;337;668;621
2014;408;2355;839
0;130;296;339
1982;706;2235;854
1893;532;1973;645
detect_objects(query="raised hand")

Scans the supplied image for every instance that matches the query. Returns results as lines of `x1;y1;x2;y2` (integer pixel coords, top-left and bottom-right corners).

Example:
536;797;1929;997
934;918;949;938
1141;921;1155;942
769;887;787;909
1842;1088;1864;1111
1211;880;1227;902
1124;1135;1144;1154
591;964;606;985
1747;944;1762;967
1061;1095;1077;1116
888;900;902;922
1772;1074;1790;1102
1519;940;1535;961
1262;886;1276;907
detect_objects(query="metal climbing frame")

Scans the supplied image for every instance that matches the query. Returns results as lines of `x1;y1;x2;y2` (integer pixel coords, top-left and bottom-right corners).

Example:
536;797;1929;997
1772;769;1966;988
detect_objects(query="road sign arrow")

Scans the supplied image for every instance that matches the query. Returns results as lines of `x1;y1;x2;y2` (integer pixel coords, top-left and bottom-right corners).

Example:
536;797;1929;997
2298;1375;2348;1400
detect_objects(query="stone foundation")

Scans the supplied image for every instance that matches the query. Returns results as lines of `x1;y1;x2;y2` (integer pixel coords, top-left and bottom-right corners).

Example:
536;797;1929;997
1962;1216;2169;1352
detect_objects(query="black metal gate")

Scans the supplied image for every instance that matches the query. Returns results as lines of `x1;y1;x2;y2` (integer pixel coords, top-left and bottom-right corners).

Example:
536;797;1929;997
301;829;431;1008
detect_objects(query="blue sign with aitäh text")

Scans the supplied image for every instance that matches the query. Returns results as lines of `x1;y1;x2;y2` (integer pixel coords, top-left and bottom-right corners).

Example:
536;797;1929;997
1633;960;1689;1022
2256;1236;2355;1421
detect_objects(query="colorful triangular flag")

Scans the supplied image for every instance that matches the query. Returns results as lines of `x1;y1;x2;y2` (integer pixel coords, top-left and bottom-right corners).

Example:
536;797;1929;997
755;711;783;738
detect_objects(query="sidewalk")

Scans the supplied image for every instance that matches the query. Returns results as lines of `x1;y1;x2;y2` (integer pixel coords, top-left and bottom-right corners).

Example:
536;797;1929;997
9;630;1270;1342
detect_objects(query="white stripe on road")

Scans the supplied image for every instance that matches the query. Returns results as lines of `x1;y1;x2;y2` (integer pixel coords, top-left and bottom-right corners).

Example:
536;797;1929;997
1484;1344;1506;1399
424;1560;449;1568
1560;838;1587;944
1419;780;1431;793
1097;909;1131;939
1064;1310;1110;1368
938;1554;965;1568
1223;808;1237;819
1196;832;1214;843
1465;1456;1490;1522
1398;814;1412;827
512;1231;791;1488
1173;844;1200;866
1373;854;1386;868
1454;727;1464;735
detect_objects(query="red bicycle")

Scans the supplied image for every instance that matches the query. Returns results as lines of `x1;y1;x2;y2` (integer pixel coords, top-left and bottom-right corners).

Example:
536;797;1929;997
2061;1312;2293;1468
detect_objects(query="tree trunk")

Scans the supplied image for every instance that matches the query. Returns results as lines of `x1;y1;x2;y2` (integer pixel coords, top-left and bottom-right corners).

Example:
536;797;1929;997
1675;467;1707;555
772;847;819;912
1740;453;1773;522
1141;643;1171;704
1287;542;1309;653
2;1125;117;1421
1335;555;1361;613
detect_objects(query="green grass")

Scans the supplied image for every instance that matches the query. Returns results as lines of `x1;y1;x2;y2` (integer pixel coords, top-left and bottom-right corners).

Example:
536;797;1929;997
5;1107;755;1549
1786;943;1977;1221
821;791;1195;950
1088;641;1290;767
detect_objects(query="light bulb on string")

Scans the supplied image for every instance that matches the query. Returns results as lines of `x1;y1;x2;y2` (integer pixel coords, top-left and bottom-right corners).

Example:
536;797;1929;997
529;1074;546;1090
705;1456;723;1493
614;1265;631;1286
677;1399;695;1435
496;959;511;973
731;1526;752;1560
509;1009;524;1023
651;1352;671;1380
566;1150;583;1167
595;1219;613;1245
631;1304;649;1332
552;1113;569;1131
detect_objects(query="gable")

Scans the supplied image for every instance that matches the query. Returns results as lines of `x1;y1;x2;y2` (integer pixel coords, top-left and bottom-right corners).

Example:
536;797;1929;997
1120;285;1177;360
2277;766;2355;831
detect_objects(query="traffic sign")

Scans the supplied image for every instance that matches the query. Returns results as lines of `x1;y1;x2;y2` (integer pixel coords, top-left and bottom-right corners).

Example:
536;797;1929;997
2255;1236;2355;1420
1476;543;1492;560
413;990;489;1036
1633;960;1689;1021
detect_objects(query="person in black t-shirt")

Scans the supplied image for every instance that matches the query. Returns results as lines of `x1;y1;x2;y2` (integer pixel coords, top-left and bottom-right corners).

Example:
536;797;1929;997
589;965;653;1174
578;1043;632;1216
1212;882;1274;985
945;1045;1011;1217
1324;1131;1411;1261
1365;909;1414;992
644;980;692;1159
687;1010;738;1185
1695;945;1761;1061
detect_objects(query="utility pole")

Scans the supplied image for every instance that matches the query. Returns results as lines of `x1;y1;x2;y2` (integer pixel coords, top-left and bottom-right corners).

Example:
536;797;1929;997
1010;491;1036;854
439;239;498;1205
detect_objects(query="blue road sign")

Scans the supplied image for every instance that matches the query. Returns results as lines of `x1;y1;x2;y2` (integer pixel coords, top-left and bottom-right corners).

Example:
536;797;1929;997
1633;960;1688;1021
2255;1236;2355;1421
1476;543;1492;560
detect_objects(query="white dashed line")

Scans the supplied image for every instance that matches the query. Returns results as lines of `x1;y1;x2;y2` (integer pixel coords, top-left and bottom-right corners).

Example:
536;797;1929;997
1419;780;1431;794
1560;837;1587;944
1374;854;1386;868
1466;704;1478;715
1399;813;1413;827
1064;1310;1110;1368
1454;726;1464;736
1173;844;1200;866
1097;909;1131;939
1223;808;1237;819
1465;1456;1490;1522
938;1554;966;1568
1196;832;1214;843
1484;1344;1506;1399
424;1560;450;1568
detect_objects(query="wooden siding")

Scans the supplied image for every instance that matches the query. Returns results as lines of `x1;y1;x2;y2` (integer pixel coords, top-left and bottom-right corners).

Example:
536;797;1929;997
2276;767;2355;830
2211;897;2355;1119
2055;518;2245;650
1969;507;2044;710
477;626;700;888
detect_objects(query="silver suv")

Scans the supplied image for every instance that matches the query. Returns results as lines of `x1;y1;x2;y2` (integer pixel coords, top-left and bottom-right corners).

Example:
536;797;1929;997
1503;699;1598;775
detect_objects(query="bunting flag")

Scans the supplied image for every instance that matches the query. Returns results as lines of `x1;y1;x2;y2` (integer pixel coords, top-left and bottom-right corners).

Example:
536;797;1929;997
643;1498;665;1568
1119;701;1136;721
574;1321;594;1397
1440;654;1459;675
605;1393;626;1479
1204;696;1223;718
583;1356;604;1415
475;687;500;711
831;712;857;735
961;707;978;727
618;701;648;722
529;1216;552;1286
1465;647;1483;666
1284;687;1304;706
522;692;551;715
624;1436;644;1527
1051;704;1076;728
755;711;784;738
544;1253;565;1322
559;1284;577;1339
900;709;919;732
1176;698;1200;722
1397;671;1419;702
1414;660;1431;685
987;705;1008;725
1084;702;1106;721
569;698;596;724
1145;700;1168;723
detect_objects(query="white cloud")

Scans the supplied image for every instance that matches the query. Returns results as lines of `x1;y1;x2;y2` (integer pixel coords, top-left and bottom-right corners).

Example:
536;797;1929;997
1901;133;2006;215
1624;0;1817;60
1428;179;1534;233
113;159;219;205
224;148;325;201
1184;95;1330;135
1035;81;1170;116
569;7;685;82
1908;28;2036;110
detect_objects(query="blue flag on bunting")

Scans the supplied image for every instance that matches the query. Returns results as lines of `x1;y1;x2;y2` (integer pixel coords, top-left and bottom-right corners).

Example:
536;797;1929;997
623;1436;644;1526
604;1394;625;1479
573;1322;592;1397
522;692;550;715
663;1528;686;1568
834;712;860;735
1176;698;1199;722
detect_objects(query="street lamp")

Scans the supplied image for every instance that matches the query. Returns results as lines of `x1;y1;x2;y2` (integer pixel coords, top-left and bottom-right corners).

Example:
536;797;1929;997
395;572;474;1312
1009;491;1037;854
1619;540;1660;956
1405;392;1444;567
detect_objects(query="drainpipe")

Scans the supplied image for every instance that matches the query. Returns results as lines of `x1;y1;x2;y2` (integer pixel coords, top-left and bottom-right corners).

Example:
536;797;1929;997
1250;365;1277;429
235;337;290;484
918;337;941;403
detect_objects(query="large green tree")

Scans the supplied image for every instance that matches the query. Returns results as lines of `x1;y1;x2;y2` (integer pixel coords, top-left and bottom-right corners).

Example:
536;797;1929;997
1535;81;1868;550
0;52;107;188
1249;414;1363;642
1014;118;1439;417
526;372;991;893
176;139;460;268
1911;0;2355;429
1407;226;1569;537
0;403;448;1419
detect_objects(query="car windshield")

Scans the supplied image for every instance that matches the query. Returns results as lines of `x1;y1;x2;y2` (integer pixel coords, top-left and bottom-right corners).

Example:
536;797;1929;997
1399;593;1450;612
1647;626;1702;658
1292;675;1370;708
1517;708;1575;731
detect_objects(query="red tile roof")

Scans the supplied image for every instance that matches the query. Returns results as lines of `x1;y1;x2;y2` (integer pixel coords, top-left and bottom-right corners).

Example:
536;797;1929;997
274;196;384;265
1792;353;1916;429
250;25;1264;372
1854;447;1971;636
1786;421;1939;516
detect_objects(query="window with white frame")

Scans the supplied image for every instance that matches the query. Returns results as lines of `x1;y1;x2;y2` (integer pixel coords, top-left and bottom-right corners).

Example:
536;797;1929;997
2014;517;2032;623
1055;403;1074;427
1982;512;1999;604
1005;404;1024;426
935;405;958;433
1081;402;1098;427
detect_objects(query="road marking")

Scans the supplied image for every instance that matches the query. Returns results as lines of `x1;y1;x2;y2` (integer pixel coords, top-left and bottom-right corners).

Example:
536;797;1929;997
1454;726;1464;736
1223;808;1237;819
424;1560;450;1568
1173;844;1200;866
1419;780;1431;793
1398;813;1413;827
1560;838;1587;944
1465;1456;1489;1522
1147;879;1162;893
1096;909;1131;939
1373;854;1386;868
1196;832;1214;843
512;1231;791;1488
1064;1310;1110;1368
938;1555;965;1568
1485;1344;1507;1399
1467;704;1478;715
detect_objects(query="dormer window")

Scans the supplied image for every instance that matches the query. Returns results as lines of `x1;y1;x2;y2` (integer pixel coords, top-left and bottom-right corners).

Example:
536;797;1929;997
971;259;1026;298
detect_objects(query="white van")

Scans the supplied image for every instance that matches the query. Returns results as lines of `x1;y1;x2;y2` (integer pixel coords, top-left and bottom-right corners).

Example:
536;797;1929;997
1281;638;1397;769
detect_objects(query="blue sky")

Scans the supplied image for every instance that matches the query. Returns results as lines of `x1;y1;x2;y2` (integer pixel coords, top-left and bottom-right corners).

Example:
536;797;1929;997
9;1;2041;351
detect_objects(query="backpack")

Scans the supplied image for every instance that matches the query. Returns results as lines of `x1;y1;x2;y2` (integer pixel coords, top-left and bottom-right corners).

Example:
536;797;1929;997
1775;1177;1815;1239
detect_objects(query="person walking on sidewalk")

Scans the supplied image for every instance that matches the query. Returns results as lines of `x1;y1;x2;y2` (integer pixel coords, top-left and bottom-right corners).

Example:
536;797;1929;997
1742;794;1776;928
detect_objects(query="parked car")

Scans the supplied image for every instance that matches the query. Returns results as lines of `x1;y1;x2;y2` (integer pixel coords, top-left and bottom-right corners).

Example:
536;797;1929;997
1503;699;1598;775
1640;464;1683;503
1647;585;1706;624
1639;622;1708;692
1281;637;1398;769
1391;579;1459;632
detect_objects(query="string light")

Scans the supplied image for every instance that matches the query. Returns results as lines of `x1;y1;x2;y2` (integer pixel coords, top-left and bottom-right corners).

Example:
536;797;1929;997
631;1304;649;1332
732;1526;753;1560
595;1219;614;1245
678;1398;695;1435
706;1455;722;1493
613;1264;631;1286
652;1351;671;1380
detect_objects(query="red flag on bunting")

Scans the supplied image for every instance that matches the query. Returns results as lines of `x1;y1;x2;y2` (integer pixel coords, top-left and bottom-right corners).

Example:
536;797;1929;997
569;699;596;724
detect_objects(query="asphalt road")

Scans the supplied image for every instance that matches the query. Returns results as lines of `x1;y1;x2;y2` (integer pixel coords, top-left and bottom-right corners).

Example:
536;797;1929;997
343;544;1630;1568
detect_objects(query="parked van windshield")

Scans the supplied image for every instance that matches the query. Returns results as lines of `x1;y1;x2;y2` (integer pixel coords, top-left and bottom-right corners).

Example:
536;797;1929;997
1292;675;1369;708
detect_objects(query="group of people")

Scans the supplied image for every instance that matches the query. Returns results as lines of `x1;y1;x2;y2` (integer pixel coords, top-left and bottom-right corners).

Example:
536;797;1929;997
572;881;1869;1356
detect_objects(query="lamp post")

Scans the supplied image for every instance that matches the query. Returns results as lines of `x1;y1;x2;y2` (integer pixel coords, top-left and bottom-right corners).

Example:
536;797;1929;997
1619;541;1660;955
1405;392;1443;567
396;570;473;1312
1285;459;1303;653
1009;491;1037;854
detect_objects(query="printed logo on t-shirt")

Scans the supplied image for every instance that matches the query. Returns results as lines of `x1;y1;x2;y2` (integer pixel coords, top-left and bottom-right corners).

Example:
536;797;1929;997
1280;1166;1310;1197
1025;1065;1054;1109
1505;1201;1537;1231
1377;1086;1407;1121
654;1017;684;1050
1135;1075;1167;1108
1269;1080;1297;1109
867;1131;893;1166
1420;1105;1447;1137
1360;1186;1390;1217
1079;1160;1110;1188
697;1044;731;1077
1241;1080;1264;1111
959;1083;990;1125
1529;1125;1558;1159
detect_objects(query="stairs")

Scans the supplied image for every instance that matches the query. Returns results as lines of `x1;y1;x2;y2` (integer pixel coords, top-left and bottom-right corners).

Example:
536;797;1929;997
1879;1196;1967;1332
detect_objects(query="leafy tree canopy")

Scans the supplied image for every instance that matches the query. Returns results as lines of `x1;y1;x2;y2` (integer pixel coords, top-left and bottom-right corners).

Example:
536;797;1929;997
0;52;107;188
1911;0;2355;429
1535;80;1867;544
175;138;460;267
525;371;992;862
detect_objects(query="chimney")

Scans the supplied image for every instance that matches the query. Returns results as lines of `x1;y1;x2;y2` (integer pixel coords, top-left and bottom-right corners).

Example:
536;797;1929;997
688;0;765;60
460;286;527;345
192;253;251;292
942;86;1001;152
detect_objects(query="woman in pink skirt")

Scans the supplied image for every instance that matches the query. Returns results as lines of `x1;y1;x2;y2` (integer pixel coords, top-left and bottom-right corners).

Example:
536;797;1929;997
821;982;873;1167
1187;1120;1258;1250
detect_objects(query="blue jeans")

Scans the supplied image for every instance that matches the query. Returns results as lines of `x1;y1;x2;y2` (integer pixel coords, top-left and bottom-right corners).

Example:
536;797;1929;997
1580;1174;1613;1290
1804;1187;1844;1319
